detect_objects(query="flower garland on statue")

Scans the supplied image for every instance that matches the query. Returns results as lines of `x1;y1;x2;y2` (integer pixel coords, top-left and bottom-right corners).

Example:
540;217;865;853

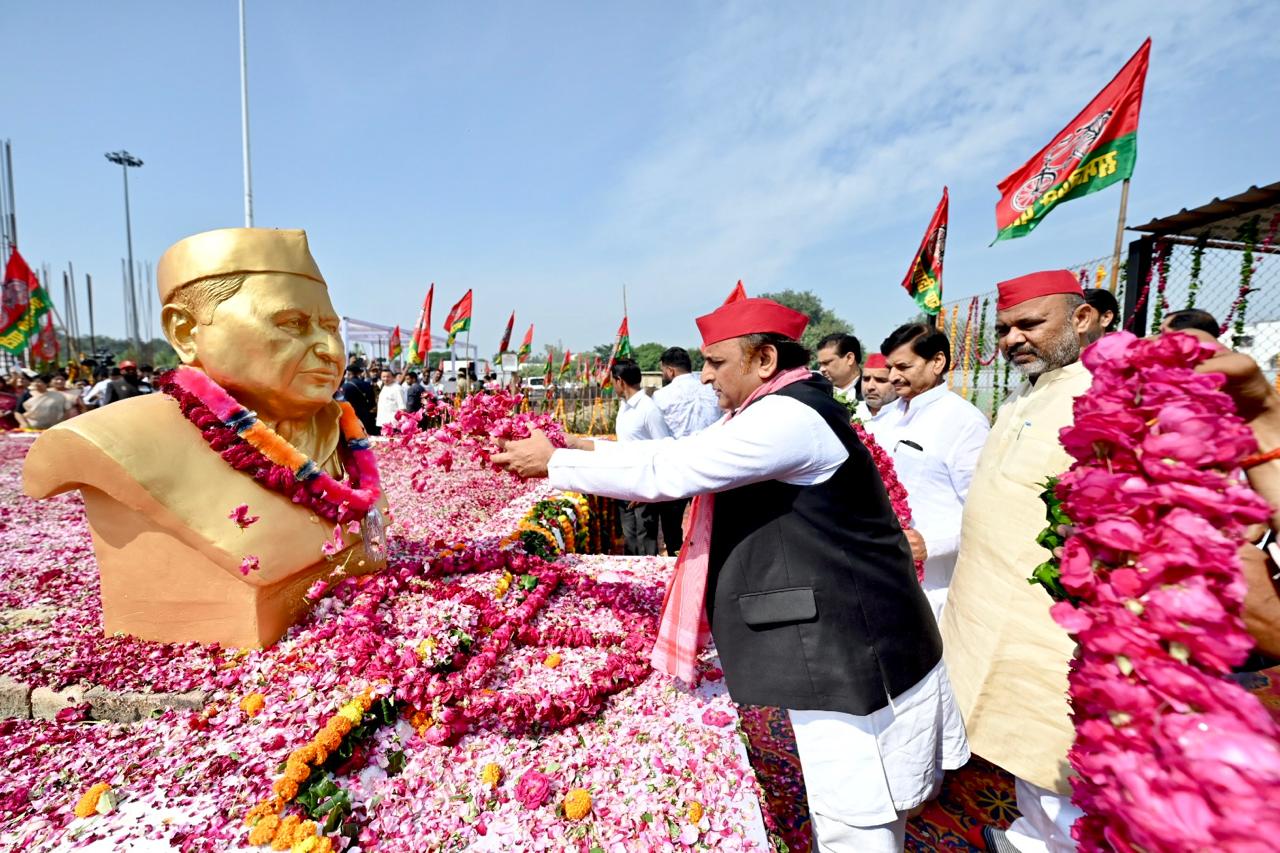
1028;331;1280;852
850;419;925;583
158;367;382;526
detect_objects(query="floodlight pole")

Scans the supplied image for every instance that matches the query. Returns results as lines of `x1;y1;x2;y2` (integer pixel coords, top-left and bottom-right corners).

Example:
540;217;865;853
105;150;143;357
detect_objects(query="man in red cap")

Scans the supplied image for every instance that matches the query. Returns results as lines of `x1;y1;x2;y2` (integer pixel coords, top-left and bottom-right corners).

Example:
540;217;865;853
939;271;1097;853
856;352;900;436
495;297;968;852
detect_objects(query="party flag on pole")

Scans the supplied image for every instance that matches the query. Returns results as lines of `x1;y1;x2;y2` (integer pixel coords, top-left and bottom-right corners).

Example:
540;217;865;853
388;325;402;362
558;349;573;381
517;324;534;363
901;187;948;315
993;38;1151;243
443;289;473;347
0;248;52;355
497;310;515;356
30;313;59;363
406;284;434;365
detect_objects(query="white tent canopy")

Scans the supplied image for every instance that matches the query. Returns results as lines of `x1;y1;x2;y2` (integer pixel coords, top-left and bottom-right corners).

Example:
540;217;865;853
340;316;478;363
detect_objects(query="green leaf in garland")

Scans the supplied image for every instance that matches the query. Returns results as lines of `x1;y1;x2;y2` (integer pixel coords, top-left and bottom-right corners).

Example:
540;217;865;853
386;749;406;777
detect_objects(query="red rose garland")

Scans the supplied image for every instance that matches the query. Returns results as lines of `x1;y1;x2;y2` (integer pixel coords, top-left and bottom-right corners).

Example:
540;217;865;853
1049;332;1280;851
852;420;925;582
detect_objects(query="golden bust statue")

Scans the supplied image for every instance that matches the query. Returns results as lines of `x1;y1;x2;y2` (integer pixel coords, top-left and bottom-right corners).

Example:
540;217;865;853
23;228;387;647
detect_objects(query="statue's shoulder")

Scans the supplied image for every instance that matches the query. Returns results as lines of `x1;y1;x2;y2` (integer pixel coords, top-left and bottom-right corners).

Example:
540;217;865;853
23;394;202;499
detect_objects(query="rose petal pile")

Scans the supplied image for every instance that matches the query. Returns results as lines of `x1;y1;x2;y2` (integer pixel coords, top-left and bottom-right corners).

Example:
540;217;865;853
1051;331;1280;851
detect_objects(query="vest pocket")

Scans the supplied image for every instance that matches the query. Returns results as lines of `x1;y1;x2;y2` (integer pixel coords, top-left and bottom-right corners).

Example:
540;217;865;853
737;587;818;626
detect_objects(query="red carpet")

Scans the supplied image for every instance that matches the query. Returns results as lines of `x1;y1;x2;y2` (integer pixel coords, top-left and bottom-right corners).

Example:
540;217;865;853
739;665;1280;853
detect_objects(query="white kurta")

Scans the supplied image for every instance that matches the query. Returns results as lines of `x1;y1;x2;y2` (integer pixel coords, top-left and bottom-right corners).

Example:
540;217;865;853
613;390;673;443
548;394;970;827
375;382;407;427
652;372;722;437
940;360;1091;794
879;384;990;617
854;399;904;440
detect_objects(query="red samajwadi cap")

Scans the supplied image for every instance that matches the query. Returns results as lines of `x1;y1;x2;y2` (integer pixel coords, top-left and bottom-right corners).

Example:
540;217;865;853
864;353;888;370
696;297;808;347
996;270;1083;311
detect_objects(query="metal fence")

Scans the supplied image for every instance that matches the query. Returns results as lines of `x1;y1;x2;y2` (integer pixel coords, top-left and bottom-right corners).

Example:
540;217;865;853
936;204;1280;420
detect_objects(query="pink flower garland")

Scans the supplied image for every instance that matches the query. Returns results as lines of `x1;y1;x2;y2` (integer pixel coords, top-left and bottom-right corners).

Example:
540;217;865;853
1051;332;1280;851
852;420;925;582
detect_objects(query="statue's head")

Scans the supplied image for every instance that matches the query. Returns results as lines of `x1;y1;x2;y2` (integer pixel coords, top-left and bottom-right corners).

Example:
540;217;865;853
159;228;344;421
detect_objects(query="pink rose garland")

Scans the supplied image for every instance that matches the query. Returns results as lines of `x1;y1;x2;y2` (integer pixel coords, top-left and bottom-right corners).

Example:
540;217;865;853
1050;332;1280;851
852;420;925;583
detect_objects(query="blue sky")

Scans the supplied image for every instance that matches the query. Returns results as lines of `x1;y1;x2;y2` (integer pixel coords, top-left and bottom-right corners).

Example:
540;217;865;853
5;1;1279;358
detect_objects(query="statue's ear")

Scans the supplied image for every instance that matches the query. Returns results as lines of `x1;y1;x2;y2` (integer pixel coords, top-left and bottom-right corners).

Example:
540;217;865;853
162;303;200;364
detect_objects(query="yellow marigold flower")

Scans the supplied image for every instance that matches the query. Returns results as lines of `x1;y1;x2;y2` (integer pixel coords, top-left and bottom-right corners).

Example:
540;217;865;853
240;692;266;717
416;637;438;660
73;782;112;819
337;701;364;725
327;715;354;737
543;653;562;669
311;838;334;853
290;837;318;853
687;800;705;824
563;788;592;821
292;819;318;844
494;571;514;599
271;815;300;850
480;762;503;789
283;762;310;785
247;813;280;845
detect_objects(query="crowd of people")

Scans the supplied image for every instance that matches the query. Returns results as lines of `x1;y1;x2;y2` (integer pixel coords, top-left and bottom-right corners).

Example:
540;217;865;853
0;360;156;431
492;272;1280;853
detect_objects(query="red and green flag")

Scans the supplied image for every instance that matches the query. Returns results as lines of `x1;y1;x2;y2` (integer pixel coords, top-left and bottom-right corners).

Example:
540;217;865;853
406;284;434;365
497;311;515;356
902;187;948;315
0;248;52;355
31;313;59;363
994;38;1151;243
517;324;534;363
443;289;473;347
558;349;573;381
388;325;402;362
613;317;632;359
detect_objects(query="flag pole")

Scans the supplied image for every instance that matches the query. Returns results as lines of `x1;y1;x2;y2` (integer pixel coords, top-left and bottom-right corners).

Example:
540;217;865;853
1108;178;1131;293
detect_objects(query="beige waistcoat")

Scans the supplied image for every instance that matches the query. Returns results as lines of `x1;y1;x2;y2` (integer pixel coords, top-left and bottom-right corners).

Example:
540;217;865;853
940;360;1091;793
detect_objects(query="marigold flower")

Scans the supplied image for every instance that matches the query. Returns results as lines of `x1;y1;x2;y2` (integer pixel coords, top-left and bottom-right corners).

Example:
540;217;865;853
271;777;300;801
290;837;318;853
248;813;280;845
687;800;705;823
283;761;310;785
271;815;300;850
337;701;365;725
240;692;266;717
311;838;334;853
292;819;318;843
291;744;319;766
543;652;562;669
73;782;112;818
563;787;592;821
327;715;354;737
480;762;504;789
315;728;342;753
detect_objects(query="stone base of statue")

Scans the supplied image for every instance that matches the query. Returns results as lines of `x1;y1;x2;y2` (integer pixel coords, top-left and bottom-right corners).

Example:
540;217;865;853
23;394;386;648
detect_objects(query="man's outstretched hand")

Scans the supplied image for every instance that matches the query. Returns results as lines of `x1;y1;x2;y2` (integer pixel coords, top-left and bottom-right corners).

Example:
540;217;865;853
492;429;556;479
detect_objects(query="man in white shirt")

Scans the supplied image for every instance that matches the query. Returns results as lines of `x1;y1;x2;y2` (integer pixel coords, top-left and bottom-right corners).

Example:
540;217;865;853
494;297;968;853
855;353;902;438
815;332;863;413
879;322;989;619
611;358;672;555
652;346;721;555
374;368;407;433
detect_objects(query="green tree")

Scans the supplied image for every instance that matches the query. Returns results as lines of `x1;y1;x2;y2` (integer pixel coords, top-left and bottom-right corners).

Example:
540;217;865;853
757;289;854;353
631;342;666;371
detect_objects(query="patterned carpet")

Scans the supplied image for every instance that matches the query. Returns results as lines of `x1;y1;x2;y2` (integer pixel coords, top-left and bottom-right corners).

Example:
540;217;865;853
739;666;1280;853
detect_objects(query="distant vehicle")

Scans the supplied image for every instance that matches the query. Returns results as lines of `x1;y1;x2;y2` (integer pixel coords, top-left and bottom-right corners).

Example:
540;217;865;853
521;376;548;390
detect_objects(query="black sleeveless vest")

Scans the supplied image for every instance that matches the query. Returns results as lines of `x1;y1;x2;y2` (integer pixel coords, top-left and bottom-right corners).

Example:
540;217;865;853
707;377;942;715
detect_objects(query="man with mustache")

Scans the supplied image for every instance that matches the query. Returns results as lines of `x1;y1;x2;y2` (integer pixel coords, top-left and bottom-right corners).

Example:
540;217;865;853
855;353;900;437
939;270;1097;853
